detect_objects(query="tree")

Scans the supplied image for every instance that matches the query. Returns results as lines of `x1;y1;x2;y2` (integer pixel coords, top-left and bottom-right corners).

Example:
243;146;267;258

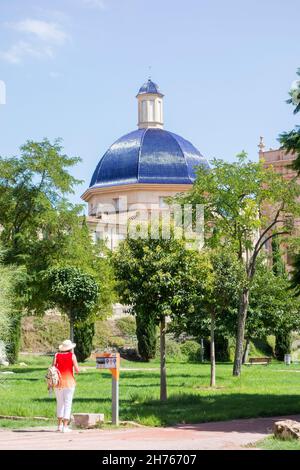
0;140;115;361
0;138;82;315
112;228;202;400
46;266;99;341
175;154;300;376
171;249;243;386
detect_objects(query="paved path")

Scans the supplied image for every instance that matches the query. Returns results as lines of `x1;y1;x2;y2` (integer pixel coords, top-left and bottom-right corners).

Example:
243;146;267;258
1;414;300;450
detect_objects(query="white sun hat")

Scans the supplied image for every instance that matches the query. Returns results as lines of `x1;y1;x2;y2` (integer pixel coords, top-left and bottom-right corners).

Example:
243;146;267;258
59;339;76;352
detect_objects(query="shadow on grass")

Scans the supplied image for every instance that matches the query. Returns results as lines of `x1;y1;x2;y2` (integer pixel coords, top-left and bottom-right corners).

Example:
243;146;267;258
121;393;300;428
4;368;45;374
3;378;39;382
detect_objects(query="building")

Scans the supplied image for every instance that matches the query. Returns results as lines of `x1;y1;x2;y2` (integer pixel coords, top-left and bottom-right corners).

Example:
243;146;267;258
81;79;209;249
258;137;299;268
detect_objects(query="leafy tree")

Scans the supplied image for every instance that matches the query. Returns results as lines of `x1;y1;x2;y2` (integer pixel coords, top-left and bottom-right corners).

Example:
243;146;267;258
218;257;300;362
0;138;82;314
171;249;243;386
175;154;300;376
0;140;115;361
112;227;202;400
46;266;99;341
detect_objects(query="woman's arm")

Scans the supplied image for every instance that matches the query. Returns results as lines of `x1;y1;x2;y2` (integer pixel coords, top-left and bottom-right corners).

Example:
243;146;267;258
72;354;80;374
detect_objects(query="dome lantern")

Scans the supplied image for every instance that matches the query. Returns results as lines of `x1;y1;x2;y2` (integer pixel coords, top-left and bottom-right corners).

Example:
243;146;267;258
136;79;164;129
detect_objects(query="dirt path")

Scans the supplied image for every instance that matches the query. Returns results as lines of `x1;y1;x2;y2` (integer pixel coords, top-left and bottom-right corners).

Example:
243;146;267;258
1;414;299;450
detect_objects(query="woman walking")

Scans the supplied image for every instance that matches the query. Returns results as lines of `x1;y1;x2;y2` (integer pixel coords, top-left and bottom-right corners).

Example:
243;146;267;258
52;339;79;433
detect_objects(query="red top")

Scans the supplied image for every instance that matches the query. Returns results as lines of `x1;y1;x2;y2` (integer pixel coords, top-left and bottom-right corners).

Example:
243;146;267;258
54;352;76;389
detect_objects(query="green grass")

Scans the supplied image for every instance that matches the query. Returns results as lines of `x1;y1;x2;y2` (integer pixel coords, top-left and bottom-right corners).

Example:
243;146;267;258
255;436;300;450
1;354;300;428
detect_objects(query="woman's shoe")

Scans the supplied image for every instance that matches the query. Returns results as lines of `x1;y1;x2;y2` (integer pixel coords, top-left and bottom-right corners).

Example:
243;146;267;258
57;424;63;432
62;426;72;433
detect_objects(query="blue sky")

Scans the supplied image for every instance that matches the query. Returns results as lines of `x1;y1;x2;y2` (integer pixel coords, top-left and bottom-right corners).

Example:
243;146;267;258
0;0;299;206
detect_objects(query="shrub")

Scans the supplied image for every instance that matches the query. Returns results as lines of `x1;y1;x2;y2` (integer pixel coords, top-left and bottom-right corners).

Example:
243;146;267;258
275;331;292;360
6;313;22;364
74;322;95;362
155;336;182;360
215;334;230;362
180;340;202;362
136;315;157;362
201;336;230;362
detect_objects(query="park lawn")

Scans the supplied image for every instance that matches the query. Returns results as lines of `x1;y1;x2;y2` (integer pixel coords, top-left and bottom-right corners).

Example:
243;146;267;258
1;354;300;428
255;436;300;450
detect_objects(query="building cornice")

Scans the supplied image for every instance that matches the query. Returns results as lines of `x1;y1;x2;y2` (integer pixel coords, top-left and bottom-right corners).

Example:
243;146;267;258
81;183;193;202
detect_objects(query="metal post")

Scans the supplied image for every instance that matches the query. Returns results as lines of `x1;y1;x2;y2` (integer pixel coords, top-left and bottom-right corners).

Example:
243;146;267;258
112;375;119;425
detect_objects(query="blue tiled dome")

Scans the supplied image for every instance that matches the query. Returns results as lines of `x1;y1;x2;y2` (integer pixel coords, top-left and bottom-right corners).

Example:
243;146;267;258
90;128;209;188
138;79;162;95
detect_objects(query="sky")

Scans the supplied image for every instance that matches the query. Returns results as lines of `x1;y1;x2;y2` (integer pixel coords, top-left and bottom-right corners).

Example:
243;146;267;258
0;0;299;206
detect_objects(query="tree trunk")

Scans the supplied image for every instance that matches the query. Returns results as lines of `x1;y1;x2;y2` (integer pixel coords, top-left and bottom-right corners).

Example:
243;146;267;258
70;319;74;343
242;338;250;364
233;288;250;376
160;317;167;401
200;338;204;363
210;311;216;387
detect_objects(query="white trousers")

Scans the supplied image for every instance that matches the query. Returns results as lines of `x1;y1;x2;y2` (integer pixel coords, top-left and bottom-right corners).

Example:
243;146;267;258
55;387;75;420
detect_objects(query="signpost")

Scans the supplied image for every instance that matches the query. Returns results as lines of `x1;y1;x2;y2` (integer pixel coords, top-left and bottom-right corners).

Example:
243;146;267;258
96;352;120;425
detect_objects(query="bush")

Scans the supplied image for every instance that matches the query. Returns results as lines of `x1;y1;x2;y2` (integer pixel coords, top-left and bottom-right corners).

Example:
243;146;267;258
215;334;230;362
275;331;292;360
180;340;202;362
6;313;22;364
201;336;230;362
155;336;182;360
136;315;157;361
74;322;95;362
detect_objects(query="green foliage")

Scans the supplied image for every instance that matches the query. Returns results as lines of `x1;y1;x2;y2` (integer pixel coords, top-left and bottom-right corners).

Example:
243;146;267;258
250;338;274;358
271;238;285;276
175;154;300;256
136;314;157;361
74;322;95;362
55;218;115;319
174;154;300;375
275;331;292;360
111;229;202;325
6;313;22;364
155;337;182;360
180;340;202;362
0;138;83;314
222;259;300;340
279;68;300;172
46;266;99;328
0;246;24;363
214;334;230;362
115;317;136;337
0;262;14;343
171;249;243;342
